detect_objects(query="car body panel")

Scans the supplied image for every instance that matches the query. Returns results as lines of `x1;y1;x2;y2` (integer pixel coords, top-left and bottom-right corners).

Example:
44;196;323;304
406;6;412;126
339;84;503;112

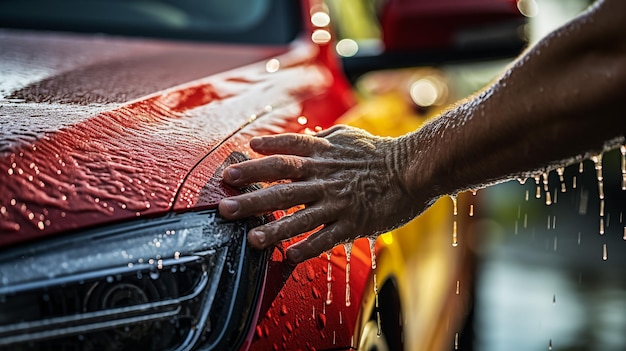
0;29;298;245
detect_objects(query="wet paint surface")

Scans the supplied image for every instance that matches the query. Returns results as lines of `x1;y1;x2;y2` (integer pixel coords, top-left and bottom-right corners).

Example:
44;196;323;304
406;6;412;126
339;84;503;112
0;28;349;245
246;239;370;351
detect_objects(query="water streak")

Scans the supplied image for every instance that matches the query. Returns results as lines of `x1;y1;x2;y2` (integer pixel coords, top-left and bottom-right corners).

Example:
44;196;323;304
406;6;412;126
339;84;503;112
326;251;332;305
592;154;605;236
534;174;542;199
542;171;552;205
621;145;626;190
368;236;377;270
556;167;566;192
451;195;458;247
344;242;353;307
602;243;608;261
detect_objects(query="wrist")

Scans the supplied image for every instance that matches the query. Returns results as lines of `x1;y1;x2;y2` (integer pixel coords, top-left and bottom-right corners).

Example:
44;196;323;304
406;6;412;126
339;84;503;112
389;130;442;207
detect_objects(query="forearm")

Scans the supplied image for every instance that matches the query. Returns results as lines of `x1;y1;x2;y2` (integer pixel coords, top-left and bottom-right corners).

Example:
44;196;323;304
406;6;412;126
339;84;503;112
400;0;626;199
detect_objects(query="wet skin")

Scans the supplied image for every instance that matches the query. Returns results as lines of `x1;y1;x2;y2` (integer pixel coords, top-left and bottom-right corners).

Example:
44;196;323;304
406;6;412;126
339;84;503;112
219;126;430;263
220;0;626;264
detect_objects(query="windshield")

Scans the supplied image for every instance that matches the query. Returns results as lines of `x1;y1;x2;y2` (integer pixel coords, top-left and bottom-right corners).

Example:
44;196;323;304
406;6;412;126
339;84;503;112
0;0;301;44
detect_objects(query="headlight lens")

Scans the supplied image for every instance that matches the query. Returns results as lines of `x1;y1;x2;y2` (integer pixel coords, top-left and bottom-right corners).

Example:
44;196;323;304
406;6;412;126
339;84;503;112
0;210;266;350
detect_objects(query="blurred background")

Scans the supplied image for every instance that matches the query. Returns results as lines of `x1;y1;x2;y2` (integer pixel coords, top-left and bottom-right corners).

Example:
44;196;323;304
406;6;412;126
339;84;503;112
328;0;626;350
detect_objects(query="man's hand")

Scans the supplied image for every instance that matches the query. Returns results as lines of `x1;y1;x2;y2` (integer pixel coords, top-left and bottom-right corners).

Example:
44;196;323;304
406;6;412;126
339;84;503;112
218;125;430;264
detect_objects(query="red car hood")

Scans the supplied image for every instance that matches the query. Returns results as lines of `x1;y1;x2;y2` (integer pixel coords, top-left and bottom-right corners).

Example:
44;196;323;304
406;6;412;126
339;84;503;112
0;29;343;246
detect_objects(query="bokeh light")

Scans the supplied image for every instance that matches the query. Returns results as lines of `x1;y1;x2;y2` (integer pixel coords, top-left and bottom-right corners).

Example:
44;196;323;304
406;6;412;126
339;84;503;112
311;12;330;27
336;39;359;57
311;29;331;44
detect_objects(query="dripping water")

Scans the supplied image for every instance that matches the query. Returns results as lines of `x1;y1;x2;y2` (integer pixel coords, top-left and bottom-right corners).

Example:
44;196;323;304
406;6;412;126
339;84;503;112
451;195;458;247
556;167;566;193
326;251;332;305
592;154;605;235
621;145;626;190
344;242;353;307
534;174;542;199
542;171;552;205
602;243;608;261
368;236;377;270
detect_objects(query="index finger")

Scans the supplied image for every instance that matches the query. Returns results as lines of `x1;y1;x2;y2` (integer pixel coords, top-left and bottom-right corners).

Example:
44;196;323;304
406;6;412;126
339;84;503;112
250;133;330;156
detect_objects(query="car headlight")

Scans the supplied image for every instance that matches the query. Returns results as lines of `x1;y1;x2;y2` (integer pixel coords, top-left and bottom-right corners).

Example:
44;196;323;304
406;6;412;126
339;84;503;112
0;210;266;350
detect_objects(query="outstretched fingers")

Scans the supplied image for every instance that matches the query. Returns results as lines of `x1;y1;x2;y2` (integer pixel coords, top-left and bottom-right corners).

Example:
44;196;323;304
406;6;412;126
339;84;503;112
285;222;351;264
246;204;334;249
250;133;331;156
223;155;316;187
219;181;322;220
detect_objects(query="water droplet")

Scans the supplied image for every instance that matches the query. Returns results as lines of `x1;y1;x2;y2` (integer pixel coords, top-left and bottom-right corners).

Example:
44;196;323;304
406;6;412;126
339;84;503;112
285;321;293;333
552;294;556;304
150;270;160;280
600;218;605;235
312;286;321;299
455;332;459;350
548;339;553;350
602;243;608;261
280;304;288;316
106;276;114;283
469;204;474;217
306;262;315;281
553;236;558;251
316;312;327;329
265;58;280;73
456;280;460;295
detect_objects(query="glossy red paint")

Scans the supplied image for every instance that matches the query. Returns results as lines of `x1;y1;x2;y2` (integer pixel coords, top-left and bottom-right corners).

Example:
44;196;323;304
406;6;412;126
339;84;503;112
0;30;288;245
243;239;372;351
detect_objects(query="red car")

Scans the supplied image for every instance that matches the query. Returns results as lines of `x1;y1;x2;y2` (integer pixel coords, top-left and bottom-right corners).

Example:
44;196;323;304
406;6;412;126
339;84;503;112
0;0;524;350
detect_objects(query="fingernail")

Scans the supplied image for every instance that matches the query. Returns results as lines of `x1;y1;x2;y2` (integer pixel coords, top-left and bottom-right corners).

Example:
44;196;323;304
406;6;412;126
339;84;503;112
250;137;263;149
287;248;302;264
226;167;242;181
221;199;239;213
255;231;267;246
